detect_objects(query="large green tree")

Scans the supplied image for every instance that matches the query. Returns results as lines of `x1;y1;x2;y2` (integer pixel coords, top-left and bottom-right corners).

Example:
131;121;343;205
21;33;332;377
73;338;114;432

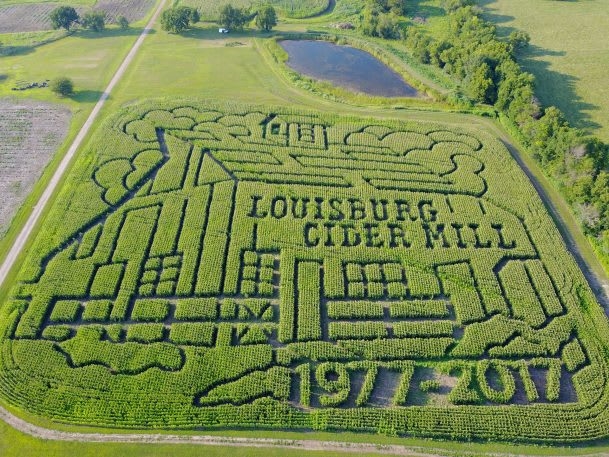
50;77;74;97
117;15;129;29
50;6;79;31
81;11;106;32
161;6;200;33
255;5;277;32
218;5;248;31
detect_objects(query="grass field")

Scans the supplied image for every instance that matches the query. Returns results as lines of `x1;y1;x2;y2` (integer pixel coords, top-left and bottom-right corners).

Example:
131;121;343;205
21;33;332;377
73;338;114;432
0;28;143;102
481;0;609;141
0;30;67;55
113;31;291;106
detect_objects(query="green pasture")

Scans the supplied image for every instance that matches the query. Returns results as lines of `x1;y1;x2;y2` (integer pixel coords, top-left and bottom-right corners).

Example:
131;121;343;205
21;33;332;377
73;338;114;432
0;30;67;53
111;29;291;106
481;0;609;141
0;28;141;103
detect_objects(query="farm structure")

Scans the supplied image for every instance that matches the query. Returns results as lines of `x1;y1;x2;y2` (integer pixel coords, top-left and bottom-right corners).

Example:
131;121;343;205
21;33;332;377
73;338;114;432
2;102;608;442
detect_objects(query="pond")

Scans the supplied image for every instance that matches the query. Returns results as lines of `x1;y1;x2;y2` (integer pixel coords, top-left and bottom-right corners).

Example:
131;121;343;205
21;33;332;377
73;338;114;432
279;40;419;98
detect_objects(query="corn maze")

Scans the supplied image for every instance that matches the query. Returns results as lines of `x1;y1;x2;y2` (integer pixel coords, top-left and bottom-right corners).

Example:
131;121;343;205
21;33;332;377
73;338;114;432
1;100;609;442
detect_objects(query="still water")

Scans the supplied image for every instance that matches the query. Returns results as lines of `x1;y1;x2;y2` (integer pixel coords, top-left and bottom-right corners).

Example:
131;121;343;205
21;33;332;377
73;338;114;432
280;40;419;98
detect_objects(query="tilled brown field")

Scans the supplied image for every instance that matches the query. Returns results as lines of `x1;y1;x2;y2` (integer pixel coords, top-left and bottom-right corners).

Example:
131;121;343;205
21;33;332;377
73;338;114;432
94;0;155;23
0;0;155;33
0;3;56;32
0;99;71;237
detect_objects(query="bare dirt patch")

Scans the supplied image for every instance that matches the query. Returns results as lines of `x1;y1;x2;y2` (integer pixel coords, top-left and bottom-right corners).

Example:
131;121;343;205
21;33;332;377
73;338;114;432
0;0;155;33
95;0;155;23
0;4;56;33
0;99;71;237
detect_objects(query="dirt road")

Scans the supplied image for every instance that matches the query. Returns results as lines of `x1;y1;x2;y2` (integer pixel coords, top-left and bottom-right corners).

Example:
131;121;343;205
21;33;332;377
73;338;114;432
0;0;167;289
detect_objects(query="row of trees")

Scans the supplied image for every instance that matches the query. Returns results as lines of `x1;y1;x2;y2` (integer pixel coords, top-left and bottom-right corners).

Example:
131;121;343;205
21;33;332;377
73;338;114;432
401;0;609;252
218;4;277;32
50;6;129;32
160;6;200;33
160;4;277;34
50;3;277;35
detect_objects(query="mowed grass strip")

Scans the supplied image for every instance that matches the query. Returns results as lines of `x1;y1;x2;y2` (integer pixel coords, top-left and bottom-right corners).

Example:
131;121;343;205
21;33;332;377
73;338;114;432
111;28;294;105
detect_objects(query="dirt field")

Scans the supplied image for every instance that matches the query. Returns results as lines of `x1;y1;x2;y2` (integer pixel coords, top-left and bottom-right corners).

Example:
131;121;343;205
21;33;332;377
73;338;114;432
0;3;55;32
94;0;155;23
0;99;71;237
0;0;155;33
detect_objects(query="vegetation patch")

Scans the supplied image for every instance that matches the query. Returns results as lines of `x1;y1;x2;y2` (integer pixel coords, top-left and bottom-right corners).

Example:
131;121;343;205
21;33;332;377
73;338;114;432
179;0;329;21
1;100;608;442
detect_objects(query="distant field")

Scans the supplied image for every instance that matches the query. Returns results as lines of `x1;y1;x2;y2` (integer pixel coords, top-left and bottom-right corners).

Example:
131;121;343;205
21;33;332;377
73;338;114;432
0;99;70;237
0;0;93;5
270;0;330;18
481;0;609;141
179;0;251;22
180;0;330;21
0;4;57;32
0;0;155;33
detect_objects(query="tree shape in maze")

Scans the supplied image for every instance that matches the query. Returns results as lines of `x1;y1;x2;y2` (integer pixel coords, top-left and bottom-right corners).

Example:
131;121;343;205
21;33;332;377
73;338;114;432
2;102;609;442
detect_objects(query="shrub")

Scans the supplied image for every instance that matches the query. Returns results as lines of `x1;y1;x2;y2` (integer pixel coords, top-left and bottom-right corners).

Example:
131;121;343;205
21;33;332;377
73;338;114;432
161;6;200;33
50;77;74;97
50;6;79;31
117;16;129;29
82;11;106;32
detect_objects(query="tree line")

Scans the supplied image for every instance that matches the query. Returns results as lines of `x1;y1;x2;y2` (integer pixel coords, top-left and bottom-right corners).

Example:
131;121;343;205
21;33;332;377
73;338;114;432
49;3;278;35
160;3;277;33
397;0;609;255
49;6;129;32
